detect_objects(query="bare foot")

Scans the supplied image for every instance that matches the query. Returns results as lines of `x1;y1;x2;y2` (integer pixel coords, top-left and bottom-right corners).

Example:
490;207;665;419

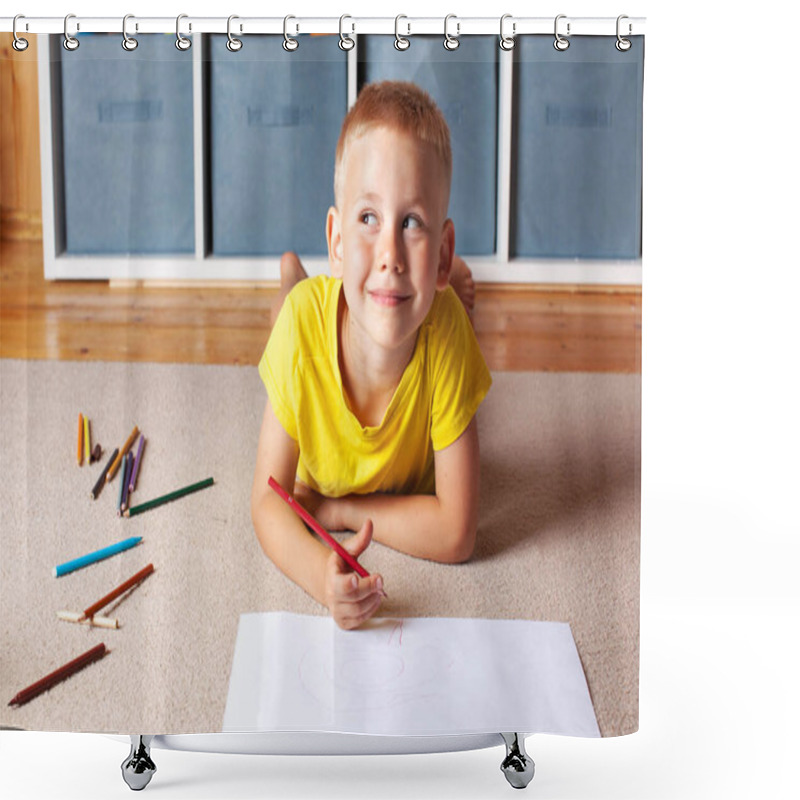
273;252;309;321
448;255;476;320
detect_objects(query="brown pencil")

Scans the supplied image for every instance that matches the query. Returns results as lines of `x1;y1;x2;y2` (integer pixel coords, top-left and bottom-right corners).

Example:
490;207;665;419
8;643;107;707
81;563;154;620
105;426;139;483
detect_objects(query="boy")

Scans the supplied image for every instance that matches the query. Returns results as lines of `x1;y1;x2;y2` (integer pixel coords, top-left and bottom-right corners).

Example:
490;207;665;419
251;82;491;630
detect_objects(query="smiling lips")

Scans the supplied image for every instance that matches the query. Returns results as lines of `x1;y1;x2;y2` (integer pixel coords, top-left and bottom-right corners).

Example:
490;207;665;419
369;289;410;307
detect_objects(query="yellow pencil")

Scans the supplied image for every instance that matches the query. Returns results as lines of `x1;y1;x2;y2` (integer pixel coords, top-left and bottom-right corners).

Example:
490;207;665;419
105;426;139;483
77;413;84;466
84;416;91;464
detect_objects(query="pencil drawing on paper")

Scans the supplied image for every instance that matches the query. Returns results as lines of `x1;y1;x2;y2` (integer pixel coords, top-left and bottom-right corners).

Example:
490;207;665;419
297;619;455;713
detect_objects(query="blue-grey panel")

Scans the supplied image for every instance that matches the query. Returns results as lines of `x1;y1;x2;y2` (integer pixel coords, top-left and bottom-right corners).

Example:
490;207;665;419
361;37;498;256
60;34;195;255
512;36;644;259
210;35;347;256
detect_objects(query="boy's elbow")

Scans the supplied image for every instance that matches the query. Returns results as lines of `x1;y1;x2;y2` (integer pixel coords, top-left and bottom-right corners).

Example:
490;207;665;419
441;519;477;564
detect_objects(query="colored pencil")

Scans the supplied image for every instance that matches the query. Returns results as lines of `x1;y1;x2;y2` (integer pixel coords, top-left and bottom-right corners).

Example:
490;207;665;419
117;453;128;514
106;425;139;483
8;643;107;707
267;476;386;596
91;447;119;499
120;452;133;513
77;413;84;465
129;435;145;493
53;536;142;578
124;451;133;505
124;477;214;517
57;610;119;629
81;563;154;620
84;415;90;467
124;451;133;504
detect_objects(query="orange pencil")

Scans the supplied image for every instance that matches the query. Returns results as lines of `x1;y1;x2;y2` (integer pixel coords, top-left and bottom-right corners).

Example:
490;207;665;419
105;426;139;483
81;563;154;620
77;413;84;465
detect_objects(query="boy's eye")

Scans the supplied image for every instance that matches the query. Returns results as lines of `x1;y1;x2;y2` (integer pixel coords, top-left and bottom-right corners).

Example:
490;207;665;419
360;212;378;226
403;216;423;230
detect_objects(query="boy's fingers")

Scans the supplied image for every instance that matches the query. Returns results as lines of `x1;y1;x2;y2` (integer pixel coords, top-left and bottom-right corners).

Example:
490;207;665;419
342;518;373;558
333;570;382;602
337;593;383;630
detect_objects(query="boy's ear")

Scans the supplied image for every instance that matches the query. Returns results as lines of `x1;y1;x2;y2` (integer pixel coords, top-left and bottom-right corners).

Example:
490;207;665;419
436;218;456;290
327;206;344;279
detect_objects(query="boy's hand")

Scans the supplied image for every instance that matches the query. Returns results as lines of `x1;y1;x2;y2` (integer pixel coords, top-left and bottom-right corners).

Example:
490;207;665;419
324;519;385;630
294;482;347;531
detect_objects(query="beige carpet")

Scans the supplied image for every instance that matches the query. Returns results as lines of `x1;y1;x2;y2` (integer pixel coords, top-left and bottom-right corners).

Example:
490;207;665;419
0;359;640;737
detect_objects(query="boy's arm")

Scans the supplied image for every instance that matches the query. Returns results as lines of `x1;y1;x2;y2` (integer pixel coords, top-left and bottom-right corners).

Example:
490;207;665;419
251;398;329;604
251;399;385;628
319;417;481;564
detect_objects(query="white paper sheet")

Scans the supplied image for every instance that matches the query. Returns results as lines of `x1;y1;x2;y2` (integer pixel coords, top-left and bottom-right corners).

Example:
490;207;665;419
223;613;599;737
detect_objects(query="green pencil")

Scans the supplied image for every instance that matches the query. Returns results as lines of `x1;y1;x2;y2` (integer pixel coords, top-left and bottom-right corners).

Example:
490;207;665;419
123;477;214;517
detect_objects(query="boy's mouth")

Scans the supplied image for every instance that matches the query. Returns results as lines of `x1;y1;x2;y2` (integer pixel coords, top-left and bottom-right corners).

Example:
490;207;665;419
368;290;410;307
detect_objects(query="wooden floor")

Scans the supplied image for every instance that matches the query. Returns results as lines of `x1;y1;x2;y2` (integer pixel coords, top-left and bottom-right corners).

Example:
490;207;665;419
0;239;641;372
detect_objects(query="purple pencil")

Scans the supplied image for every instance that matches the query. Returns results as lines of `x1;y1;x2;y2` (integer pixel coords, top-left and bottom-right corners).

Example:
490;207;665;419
129;435;145;493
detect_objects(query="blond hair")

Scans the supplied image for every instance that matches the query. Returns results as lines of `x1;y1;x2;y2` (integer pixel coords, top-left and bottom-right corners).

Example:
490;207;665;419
333;81;452;210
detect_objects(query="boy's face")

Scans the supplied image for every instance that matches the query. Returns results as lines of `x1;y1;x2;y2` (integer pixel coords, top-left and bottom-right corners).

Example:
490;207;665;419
327;125;454;356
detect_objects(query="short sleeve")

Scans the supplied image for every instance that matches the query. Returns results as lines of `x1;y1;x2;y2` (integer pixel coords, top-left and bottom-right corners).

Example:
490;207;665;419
429;288;492;451
258;293;299;441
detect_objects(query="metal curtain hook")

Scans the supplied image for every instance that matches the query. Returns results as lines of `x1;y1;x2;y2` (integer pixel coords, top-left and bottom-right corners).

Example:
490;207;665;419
499;14;515;51
283;15;299;51
12;15;29;51
616;14;632;51
443;14;460;51
394;15;410;51
63;14;80;51
176;13;191;51
339;14;355;50
226;15;242;51
121;14;138;51
554;14;570;51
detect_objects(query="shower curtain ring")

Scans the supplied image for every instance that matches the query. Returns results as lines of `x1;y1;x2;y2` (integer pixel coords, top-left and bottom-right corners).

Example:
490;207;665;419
12;15;29;52
394;15;410;51
499;14;515;51
121;14;138;51
283;15;299;51
554;14;570;51
175;14;192;51
339;15;355;50
616;15;632;51
226;15;242;52
443;14;460;51
63;14;80;51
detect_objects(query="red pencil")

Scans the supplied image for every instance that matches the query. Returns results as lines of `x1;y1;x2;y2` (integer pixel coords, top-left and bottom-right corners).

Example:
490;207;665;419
8;643;107;707
268;476;386;596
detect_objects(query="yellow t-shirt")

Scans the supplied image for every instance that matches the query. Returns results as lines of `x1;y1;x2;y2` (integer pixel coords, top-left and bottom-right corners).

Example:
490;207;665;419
259;275;491;496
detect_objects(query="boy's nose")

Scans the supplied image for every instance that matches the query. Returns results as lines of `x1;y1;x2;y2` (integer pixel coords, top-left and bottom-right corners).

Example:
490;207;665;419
377;226;405;274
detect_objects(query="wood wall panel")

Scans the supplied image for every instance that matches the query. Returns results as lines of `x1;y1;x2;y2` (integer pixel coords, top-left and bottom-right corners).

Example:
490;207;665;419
0;33;42;241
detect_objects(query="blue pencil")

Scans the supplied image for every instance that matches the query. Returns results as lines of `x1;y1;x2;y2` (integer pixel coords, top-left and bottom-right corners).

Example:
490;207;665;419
53;536;142;578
